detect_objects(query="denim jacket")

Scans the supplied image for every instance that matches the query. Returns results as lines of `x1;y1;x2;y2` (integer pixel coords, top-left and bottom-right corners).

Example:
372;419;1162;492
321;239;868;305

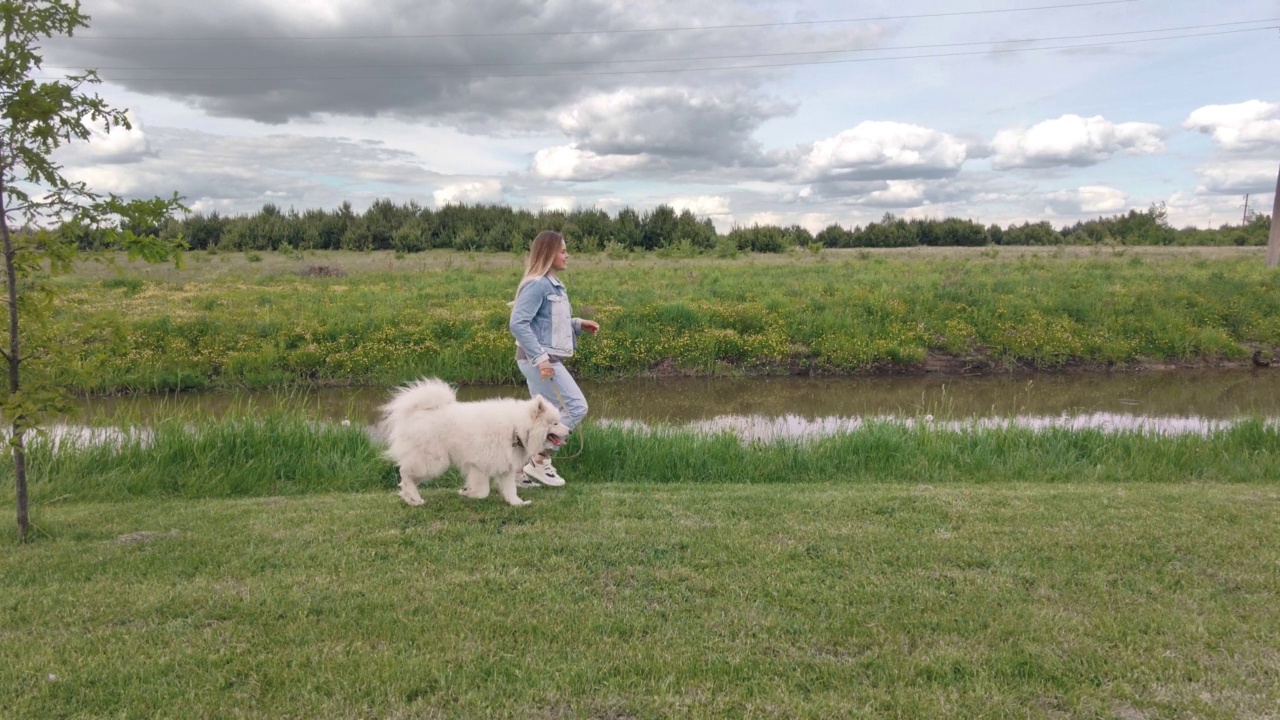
509;274;581;366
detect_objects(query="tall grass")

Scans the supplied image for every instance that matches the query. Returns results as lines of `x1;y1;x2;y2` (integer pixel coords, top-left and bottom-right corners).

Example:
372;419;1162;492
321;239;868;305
10;416;392;503
47;248;1280;393
5;415;1277;505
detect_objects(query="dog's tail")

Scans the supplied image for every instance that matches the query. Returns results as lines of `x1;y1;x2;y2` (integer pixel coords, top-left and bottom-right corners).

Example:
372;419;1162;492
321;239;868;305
378;377;457;431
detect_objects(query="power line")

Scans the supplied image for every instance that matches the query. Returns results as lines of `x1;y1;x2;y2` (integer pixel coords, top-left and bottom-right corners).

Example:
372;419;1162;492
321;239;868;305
38;26;1277;82
62;0;1140;41
43;19;1279;72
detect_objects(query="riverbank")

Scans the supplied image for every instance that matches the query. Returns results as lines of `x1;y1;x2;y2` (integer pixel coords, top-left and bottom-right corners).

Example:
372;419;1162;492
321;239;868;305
7;416;1278;504
51;247;1280;394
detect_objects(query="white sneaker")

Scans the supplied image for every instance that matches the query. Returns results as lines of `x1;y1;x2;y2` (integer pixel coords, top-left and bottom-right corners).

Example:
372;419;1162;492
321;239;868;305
515;474;542;489
522;459;565;487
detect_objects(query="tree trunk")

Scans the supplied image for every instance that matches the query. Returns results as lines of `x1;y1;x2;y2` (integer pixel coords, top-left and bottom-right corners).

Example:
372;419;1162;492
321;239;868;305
11;426;26;541
0;190;27;542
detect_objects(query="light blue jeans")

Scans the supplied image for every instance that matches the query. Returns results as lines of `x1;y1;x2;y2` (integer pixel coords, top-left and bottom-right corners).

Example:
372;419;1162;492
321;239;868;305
517;358;588;432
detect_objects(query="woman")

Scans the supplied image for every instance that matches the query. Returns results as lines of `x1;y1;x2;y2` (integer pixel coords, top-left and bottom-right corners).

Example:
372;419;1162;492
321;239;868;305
508;230;599;487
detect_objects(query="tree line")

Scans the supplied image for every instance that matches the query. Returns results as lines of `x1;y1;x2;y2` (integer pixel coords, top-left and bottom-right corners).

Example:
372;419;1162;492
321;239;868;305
67;199;1273;254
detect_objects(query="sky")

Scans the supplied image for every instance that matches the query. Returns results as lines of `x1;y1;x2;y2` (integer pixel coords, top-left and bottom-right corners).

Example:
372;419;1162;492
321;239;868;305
39;0;1280;232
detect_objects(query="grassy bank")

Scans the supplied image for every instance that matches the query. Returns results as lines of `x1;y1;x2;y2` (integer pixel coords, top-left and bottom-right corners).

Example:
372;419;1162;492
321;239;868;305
7;415;1279;505
51;247;1280;393
4;483;1278;718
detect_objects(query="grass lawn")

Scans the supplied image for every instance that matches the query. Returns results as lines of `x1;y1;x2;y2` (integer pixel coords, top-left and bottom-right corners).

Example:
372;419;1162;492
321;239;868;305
3;482;1277;719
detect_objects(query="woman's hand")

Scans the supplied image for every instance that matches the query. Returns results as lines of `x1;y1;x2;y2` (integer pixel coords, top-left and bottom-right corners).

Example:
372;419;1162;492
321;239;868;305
581;320;600;335
539;360;554;380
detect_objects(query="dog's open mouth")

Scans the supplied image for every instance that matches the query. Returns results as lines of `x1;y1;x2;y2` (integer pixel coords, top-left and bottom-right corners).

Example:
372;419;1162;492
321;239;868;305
547;433;566;447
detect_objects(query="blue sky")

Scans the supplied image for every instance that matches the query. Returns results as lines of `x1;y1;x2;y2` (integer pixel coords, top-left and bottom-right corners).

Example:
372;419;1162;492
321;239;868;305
44;0;1280;231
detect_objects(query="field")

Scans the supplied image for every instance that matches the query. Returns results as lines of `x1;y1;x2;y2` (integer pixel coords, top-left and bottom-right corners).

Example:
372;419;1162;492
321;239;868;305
46;246;1280;393
4;246;1279;717
3;418;1280;718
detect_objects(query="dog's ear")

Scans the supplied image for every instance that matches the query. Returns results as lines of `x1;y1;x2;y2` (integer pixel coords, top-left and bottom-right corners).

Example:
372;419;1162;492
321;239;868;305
531;395;548;419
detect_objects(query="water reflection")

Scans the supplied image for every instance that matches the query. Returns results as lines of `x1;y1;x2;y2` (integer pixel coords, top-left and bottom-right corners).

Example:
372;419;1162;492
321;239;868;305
72;369;1280;427
34;412;1276;451
36;370;1279;444
580;372;1280;422
606;413;1278;443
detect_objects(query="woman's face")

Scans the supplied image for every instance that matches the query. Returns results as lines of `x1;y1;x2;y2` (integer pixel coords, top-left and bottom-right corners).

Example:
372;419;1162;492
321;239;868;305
551;242;568;271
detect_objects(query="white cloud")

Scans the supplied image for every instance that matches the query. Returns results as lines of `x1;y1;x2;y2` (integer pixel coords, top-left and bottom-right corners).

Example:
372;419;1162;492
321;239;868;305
530;87;791;181
1193;159;1277;195
799;121;968;182
991;114;1165;170
532;146;649;182
732;210;867;234
433;179;504;206
1183;100;1280;152
56;112;153;166
1045;185;1129;215
593;197;627;213
538;195;576;212
670;195;732;218
557;87;788;161
85;119;151;163
57;126;442;214
1165;191;1273;228
667;195;735;232
861;180;928;207
743;211;783;227
63;166;139;195
187;198;239;214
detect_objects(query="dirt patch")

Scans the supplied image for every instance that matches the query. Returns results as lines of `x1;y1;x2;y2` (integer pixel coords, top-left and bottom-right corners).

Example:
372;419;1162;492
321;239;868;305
921;351;999;375
634;350;1277;382
116;530;180;544
1111;704;1150;720
297;264;347;277
646;358;683;377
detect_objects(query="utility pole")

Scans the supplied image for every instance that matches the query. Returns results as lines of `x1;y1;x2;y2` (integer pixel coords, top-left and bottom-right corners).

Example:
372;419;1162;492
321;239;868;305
1269;163;1280;269
1242;194;1250;225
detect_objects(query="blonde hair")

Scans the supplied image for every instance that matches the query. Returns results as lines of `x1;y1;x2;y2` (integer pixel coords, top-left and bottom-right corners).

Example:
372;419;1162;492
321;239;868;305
514;230;565;300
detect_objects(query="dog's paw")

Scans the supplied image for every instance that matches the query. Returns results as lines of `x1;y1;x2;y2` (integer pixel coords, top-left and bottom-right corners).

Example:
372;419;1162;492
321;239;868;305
398;491;425;506
506;498;531;507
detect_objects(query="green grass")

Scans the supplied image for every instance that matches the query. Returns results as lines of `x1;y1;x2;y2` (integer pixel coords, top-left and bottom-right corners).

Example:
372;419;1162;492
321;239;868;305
3;483;1278;718
4;416;1279;716
47;247;1280;393
8;417;1279;504
7;245;1276;717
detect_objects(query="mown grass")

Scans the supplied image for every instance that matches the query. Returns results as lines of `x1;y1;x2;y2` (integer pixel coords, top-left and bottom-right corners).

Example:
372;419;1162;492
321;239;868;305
3;483;1278;718
51;247;1280;393
4;417;1279;717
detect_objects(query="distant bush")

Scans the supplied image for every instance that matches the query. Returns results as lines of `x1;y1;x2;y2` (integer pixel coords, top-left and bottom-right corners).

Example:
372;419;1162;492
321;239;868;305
102;277;144;293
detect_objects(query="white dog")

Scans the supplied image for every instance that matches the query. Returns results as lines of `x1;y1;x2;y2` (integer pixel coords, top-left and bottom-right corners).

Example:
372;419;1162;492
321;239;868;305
378;378;571;507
